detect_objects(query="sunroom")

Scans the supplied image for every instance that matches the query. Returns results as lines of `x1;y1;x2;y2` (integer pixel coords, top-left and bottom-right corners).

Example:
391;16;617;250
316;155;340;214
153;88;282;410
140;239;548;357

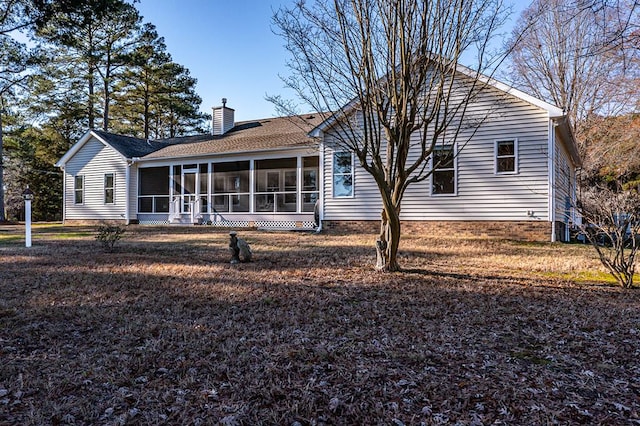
136;153;320;229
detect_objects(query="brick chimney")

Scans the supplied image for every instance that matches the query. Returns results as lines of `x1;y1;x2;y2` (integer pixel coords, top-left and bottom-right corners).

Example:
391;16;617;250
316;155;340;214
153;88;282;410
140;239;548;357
212;98;235;136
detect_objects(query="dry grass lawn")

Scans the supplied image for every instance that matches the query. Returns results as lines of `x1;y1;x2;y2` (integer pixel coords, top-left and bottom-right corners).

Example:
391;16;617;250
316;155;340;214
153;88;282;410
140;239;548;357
1;224;639;425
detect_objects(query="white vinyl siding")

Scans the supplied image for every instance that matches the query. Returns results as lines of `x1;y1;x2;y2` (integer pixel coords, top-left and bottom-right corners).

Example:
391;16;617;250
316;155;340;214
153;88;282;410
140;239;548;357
322;83;551;222
63;137;128;220
554;141;575;225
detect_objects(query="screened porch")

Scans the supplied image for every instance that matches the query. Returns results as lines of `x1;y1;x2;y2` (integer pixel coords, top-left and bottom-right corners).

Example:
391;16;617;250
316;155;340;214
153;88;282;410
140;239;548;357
136;155;320;227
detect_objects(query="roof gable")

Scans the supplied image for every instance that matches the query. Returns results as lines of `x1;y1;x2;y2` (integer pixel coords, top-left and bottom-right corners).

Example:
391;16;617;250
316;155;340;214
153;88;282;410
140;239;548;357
310;63;566;137
91;130;168;159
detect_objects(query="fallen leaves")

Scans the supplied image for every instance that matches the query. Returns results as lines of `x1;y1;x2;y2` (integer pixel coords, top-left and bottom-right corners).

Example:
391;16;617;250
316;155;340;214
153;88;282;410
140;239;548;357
0;226;639;424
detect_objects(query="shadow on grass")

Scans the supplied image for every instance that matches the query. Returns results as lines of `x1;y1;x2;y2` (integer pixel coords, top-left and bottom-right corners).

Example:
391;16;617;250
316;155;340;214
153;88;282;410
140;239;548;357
1;226;638;424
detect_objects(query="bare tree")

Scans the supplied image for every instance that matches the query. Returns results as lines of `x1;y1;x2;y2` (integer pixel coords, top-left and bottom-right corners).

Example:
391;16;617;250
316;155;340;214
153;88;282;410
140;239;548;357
579;114;640;188
580;0;640;58
507;0;639;134
577;185;639;288
270;0;511;271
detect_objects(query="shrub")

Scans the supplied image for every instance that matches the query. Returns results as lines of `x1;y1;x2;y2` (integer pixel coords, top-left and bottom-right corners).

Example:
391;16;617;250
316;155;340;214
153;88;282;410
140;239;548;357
95;224;126;252
577;186;639;288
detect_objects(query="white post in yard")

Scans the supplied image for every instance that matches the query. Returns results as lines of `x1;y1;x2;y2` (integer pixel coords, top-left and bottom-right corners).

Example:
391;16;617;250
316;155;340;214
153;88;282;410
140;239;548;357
22;186;34;248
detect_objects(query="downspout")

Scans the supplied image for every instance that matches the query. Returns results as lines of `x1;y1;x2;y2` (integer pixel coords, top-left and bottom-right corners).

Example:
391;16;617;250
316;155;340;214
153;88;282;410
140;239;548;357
315;131;324;233
548;119;556;242
61;166;66;224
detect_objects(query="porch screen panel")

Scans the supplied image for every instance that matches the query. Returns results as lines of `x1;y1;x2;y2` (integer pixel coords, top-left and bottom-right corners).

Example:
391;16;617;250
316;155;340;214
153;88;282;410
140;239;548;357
212;161;249;212
173;165;182;195
138;166;170;213
302;156;319;212
255;158;297;213
199;164;209;213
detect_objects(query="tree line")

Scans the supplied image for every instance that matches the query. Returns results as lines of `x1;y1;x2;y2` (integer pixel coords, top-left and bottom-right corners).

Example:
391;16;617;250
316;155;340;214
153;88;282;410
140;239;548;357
1;0;209;221
507;0;640;190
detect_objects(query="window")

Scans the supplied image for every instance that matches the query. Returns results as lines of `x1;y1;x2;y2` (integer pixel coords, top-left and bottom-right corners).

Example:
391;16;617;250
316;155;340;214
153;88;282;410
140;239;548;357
495;139;518;174
333;151;353;197
74;175;84;204
432;146;456;195
104;173;114;204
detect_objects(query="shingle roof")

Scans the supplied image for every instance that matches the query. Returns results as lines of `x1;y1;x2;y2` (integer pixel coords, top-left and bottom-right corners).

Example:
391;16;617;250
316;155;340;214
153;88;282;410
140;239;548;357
91;130;177;158
141;114;324;160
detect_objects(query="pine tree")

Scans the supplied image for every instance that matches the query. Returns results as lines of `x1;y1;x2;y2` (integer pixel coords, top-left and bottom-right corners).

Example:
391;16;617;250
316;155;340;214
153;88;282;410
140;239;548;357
0;1;34;221
112;24;208;139
36;0;142;131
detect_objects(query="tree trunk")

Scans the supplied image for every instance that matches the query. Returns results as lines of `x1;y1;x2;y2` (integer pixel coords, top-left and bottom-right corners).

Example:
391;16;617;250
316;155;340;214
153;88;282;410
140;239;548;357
88;68;95;129
375;206;401;272
103;77;110;131
143;90;150;139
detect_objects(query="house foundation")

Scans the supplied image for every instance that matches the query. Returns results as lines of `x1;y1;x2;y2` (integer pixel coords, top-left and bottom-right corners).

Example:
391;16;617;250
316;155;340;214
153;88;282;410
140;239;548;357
321;220;554;242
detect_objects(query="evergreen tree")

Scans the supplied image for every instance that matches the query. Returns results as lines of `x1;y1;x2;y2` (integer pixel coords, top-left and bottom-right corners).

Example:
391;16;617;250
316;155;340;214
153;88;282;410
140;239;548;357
2;1;208;221
3;124;63;221
151;61;208;139
112;24;208;139
1;1;35;222
36;0;142;131
111;24;170;139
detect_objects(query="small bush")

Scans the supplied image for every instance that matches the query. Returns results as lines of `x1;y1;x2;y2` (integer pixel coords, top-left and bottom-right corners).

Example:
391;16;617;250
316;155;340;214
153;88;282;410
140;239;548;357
95;224;126;252
577;186;639;288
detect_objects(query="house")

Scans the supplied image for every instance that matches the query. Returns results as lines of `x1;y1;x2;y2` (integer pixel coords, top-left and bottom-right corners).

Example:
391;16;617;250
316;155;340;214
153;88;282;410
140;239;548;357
56;78;581;242
314;74;581;242
56;105;324;230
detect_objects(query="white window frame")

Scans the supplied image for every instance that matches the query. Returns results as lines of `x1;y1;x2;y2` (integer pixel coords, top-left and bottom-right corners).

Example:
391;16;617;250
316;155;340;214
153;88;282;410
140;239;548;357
104;173;115;204
74;175;84;204
430;144;458;197
494;138;518;174
332;151;355;198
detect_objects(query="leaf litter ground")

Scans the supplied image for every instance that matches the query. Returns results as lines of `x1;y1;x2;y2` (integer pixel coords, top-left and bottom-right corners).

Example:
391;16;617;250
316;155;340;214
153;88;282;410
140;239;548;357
0;226;639;425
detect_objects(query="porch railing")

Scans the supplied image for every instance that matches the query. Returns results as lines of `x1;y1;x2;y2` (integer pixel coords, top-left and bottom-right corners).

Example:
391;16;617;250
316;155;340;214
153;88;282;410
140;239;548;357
168;196;203;224
191;197;203;224
168;197;181;223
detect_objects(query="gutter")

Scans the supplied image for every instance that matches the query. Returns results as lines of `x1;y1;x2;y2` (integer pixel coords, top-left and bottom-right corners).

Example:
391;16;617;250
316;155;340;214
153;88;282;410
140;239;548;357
138;144;320;163
315;134;325;233
125;157;141;225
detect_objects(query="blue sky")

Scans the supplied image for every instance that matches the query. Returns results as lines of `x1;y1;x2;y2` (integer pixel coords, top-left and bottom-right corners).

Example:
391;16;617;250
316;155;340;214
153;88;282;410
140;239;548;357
137;0;296;122
137;0;528;122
